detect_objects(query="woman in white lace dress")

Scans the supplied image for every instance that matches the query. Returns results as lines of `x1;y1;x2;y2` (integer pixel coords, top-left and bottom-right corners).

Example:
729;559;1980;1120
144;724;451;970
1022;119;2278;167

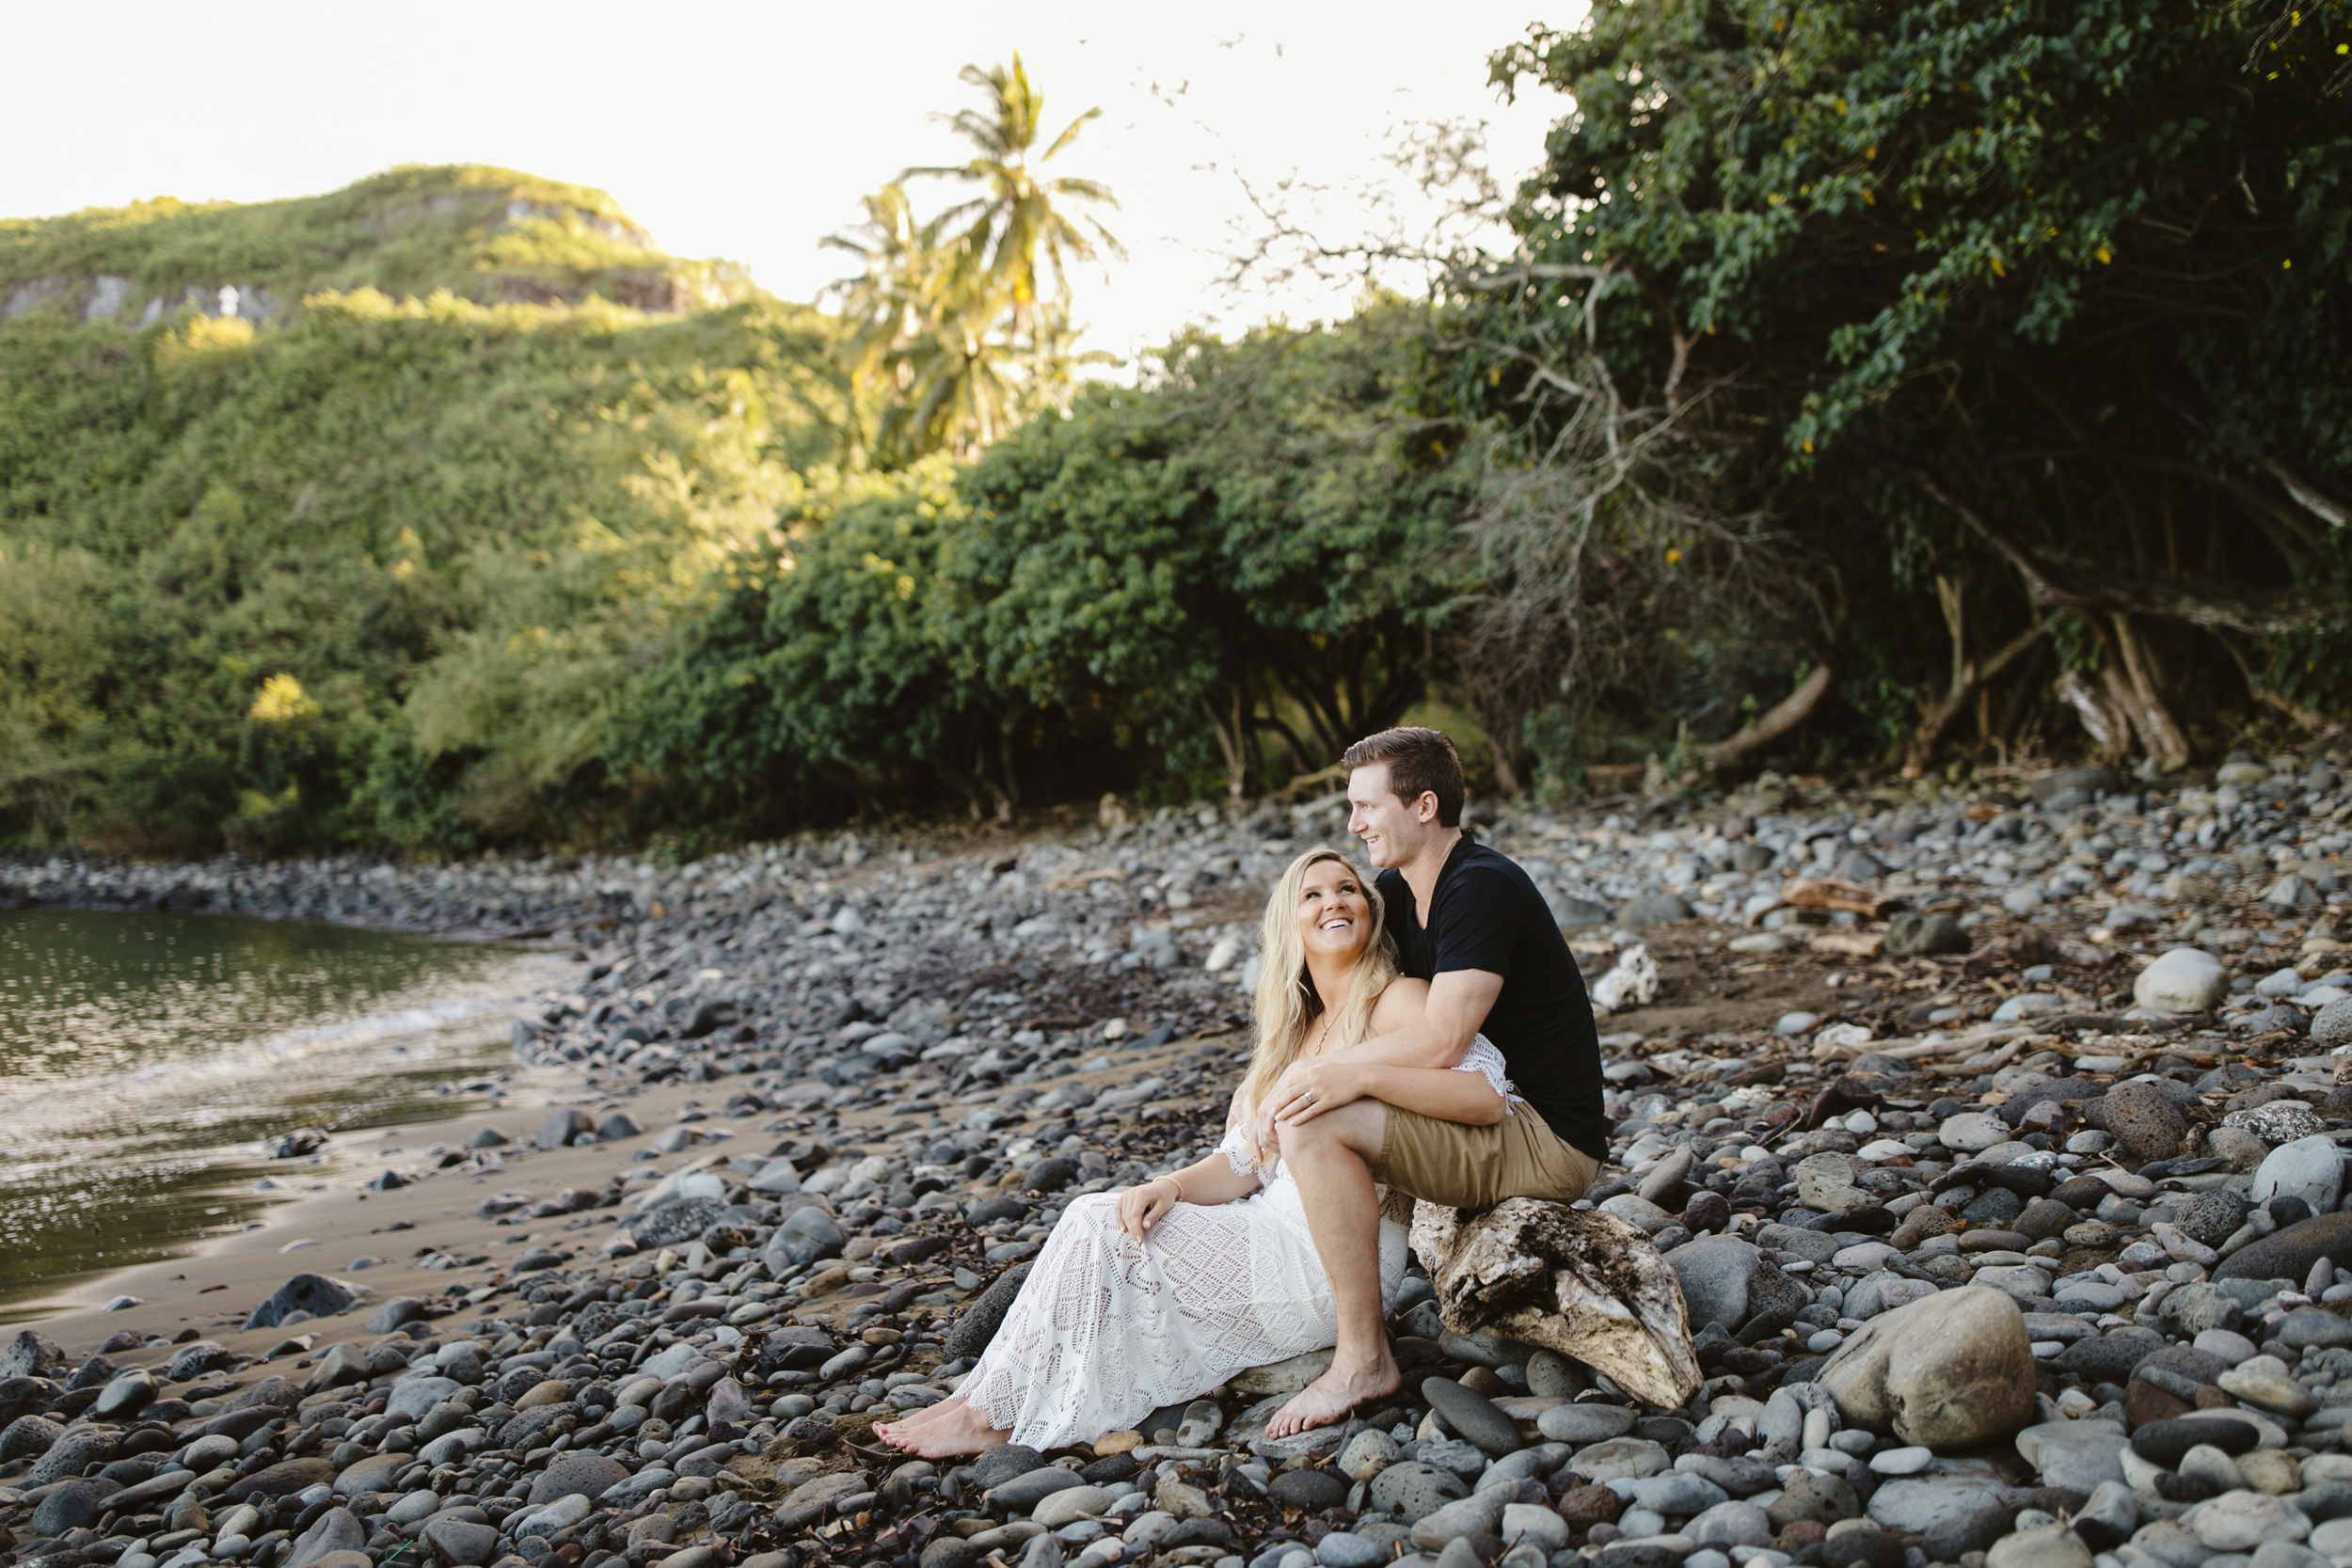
877;846;1520;1457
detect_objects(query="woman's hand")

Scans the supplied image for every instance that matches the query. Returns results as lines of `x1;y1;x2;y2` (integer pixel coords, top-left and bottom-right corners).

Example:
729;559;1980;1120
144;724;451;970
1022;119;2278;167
1117;1177;1181;1241
1262;1056;1368;1138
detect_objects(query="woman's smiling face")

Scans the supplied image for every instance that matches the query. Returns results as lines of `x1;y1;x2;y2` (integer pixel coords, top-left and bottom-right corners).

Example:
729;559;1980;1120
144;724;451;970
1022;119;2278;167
1296;856;1374;962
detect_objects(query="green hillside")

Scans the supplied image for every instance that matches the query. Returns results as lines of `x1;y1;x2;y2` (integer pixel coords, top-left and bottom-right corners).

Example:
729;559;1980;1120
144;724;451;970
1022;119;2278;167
0;164;750;325
0;166;847;853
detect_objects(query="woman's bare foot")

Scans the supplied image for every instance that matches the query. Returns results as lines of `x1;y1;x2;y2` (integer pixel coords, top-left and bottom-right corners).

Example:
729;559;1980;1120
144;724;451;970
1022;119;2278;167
1264;1352;1400;1439
875;1395;1011;1457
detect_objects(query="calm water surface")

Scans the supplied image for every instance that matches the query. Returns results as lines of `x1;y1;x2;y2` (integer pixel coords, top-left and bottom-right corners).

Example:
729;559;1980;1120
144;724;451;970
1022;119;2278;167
0;909;567;1320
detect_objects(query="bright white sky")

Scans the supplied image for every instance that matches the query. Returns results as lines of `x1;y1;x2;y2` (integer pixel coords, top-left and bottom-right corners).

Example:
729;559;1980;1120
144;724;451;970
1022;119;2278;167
0;1;1576;367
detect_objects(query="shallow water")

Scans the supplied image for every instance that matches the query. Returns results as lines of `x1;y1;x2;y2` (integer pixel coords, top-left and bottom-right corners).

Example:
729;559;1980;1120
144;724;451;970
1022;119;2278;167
0;909;567;1319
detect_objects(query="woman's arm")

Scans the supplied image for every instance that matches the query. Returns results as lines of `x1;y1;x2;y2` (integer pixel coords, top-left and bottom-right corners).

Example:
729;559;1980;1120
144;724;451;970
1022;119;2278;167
1115;1148;1262;1240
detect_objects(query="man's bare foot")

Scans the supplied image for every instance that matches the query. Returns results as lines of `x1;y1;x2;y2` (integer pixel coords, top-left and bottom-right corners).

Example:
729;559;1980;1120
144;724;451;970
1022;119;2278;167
875;1395;1011;1458
1264;1353;1400;1439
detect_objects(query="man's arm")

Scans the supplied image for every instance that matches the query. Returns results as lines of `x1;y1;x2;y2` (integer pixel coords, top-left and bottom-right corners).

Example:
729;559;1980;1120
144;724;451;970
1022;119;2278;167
1331;968;1502;1070
1258;969;1502;1137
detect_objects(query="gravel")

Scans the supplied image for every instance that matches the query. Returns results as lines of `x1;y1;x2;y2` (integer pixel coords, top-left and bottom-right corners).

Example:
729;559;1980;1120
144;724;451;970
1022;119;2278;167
4;755;2352;1568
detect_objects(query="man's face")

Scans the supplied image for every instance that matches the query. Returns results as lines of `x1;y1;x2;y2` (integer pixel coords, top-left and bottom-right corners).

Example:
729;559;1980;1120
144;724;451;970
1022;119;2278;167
1347;763;1437;867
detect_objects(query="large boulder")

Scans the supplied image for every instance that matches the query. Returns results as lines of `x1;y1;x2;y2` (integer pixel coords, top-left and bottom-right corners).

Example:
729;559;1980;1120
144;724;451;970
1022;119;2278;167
1815;1286;2037;1448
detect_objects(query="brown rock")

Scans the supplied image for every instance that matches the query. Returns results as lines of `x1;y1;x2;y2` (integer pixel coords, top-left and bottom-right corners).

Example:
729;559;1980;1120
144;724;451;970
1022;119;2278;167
1778;1523;1831;1551
1556;1484;1623;1530
222;1457;335;1502
2085;1083;2187;1161
2124;1382;2192;1428
1892;1206;1963;1250
2194;1385;2238;1409
1460;1367;1508;1398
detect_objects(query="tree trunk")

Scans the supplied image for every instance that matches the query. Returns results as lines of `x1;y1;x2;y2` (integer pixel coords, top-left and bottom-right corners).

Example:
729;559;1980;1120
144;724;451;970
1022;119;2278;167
1703;659;1838;769
997;709;1023;820
2057;670;2130;763
1901;621;2044;779
2106;614;2188;768
1202;689;1251;800
1879;451;2330;636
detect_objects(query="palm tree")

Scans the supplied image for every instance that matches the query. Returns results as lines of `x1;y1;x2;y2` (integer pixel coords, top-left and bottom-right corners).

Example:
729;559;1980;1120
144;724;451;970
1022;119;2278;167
911;53;1124;343
825;56;1120;463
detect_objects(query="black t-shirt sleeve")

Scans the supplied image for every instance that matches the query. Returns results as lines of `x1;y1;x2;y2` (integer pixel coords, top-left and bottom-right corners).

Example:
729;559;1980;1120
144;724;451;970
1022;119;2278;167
1428;863;1521;978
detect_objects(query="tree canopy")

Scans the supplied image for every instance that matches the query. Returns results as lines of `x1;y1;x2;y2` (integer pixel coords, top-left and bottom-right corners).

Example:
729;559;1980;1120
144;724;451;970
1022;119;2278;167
1447;0;2352;782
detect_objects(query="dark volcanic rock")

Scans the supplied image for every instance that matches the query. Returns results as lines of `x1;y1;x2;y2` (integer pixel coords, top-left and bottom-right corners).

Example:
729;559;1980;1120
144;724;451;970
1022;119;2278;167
0;1414;61;1462
2132;1418;2259;1466
945;1261;1037;1361
0;1331;65;1381
242;1273;362;1331
0;1378;59;1429
2215;1211;2352;1281
2086;1082;2187;1161
30;1477;121;1537
630;1195;732;1249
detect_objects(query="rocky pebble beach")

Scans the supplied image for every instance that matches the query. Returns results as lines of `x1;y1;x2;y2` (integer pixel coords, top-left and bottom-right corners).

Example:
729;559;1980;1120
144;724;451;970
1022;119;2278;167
8;745;2352;1568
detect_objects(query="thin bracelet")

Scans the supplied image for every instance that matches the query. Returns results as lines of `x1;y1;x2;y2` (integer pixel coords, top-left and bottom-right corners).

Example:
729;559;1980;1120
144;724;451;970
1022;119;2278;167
1157;1175;1184;1203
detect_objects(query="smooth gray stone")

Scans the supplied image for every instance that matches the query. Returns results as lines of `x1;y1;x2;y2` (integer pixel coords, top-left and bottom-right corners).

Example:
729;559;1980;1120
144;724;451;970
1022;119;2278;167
1421;1376;1523;1458
284;1507;367;1568
989;1466;1087;1514
1617;1473;1728;1516
1369;1462;1470;1524
421;1519;501;1568
1536;1403;1638;1444
1869;1475;2010;1534
525;1451;627;1505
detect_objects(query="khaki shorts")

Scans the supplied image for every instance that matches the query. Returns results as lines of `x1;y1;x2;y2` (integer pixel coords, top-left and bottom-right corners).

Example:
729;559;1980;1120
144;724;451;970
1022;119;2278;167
1373;1105;1600;1211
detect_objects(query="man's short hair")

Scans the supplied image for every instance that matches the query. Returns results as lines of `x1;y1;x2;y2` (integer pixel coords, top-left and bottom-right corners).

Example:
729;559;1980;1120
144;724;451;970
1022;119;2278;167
1343;726;1466;828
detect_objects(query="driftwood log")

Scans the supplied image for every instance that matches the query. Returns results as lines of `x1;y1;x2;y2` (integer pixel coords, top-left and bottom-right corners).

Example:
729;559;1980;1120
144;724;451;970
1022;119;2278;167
1410;1197;1701;1410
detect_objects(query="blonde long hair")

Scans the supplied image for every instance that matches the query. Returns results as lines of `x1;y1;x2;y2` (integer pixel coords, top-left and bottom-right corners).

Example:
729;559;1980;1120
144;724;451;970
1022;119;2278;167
1233;847;1400;1145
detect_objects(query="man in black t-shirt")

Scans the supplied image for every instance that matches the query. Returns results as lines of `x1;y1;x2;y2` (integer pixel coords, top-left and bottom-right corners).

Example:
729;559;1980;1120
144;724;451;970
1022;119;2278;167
1257;727;1604;1439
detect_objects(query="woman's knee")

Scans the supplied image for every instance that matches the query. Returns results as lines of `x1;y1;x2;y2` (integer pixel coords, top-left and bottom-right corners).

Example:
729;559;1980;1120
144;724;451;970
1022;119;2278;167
1276;1101;1377;1162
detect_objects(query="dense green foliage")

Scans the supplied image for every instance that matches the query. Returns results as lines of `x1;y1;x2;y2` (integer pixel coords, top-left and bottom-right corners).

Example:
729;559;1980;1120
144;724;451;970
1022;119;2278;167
1451;0;2352;782
613;310;1465;822
12;21;2352;856
0;229;842;848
